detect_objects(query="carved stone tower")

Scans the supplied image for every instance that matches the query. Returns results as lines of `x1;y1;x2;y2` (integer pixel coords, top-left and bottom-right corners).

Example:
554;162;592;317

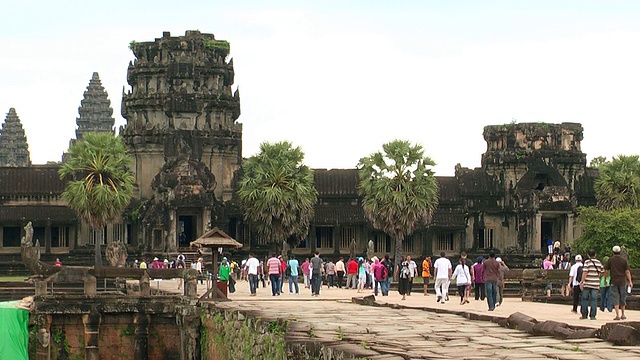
76;72;115;139
0;108;31;167
121;30;242;251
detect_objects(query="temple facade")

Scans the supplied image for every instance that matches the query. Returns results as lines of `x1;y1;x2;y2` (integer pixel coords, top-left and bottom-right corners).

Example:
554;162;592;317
0;31;598;261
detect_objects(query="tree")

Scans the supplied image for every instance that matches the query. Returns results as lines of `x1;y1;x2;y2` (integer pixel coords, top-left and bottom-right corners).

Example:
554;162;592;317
236;141;318;252
574;207;640;267
59;133;134;266
357;139;439;264
594;155;640;210
589;156;607;168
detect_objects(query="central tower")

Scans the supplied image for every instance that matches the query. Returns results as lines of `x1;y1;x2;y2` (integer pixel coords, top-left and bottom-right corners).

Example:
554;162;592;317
121;30;242;251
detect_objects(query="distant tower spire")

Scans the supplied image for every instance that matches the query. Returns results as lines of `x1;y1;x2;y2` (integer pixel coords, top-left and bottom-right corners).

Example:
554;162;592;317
0;108;31;167
75;72;115;139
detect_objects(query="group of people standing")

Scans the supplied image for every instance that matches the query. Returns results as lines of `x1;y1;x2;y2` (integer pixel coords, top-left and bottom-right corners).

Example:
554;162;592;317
568;246;633;321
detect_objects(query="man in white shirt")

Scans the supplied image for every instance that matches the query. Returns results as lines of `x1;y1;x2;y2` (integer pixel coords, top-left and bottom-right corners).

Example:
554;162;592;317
407;255;417;296
433;252;452;304
244;253;261;296
568;254;583;313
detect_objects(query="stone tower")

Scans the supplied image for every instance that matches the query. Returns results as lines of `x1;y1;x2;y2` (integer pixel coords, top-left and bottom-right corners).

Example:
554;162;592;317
0;108;31;167
121;30;242;251
75;72;115;139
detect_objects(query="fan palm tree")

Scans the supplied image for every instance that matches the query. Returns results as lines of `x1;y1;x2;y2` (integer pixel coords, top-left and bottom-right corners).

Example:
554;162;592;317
59;133;134;266
236;141;318;252
358;139;439;264
594;155;640;210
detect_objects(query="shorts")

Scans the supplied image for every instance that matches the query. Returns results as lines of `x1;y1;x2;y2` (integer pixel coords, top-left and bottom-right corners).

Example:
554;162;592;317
423;277;430;285
610;284;628;306
545;282;553;291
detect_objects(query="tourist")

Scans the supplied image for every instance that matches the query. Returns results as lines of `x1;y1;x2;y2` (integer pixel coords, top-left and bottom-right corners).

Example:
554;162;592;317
267;253;282;296
230;259;239;281
568;254;583;313
335;257;346;288
482;251;501;311
310;252;324;296
301;258;311;289
382;254;393;295
364;258;373;289
278;255;286;293
176;258;185;290
244;253;260;296
133;259;139;268
373;257;389;296
152;257;162;269
579;249;604;320
177;252;186;264
163;259;170;268
559;253;571;296
452;258;471;304
407;255;417;296
54;258;63;267
346;257;358;289
325;259;336;288
196;258;204;284
139;259;148;269
460;252;475;301
240;259;247;281
599;256;613;313
496;257;509;306
605;245;633;321
357;257;366;293
546;236;553;255
218;257;231;290
288;255;300;295
397;257;411;300
433;252;452;304
543;254;554;297
473;256;485;300
421;256;432;296
259;260;266;288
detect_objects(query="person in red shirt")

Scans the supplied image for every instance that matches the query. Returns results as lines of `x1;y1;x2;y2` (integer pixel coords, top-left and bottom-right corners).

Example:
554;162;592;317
266;254;282;296
346;258;358;289
54;258;63;267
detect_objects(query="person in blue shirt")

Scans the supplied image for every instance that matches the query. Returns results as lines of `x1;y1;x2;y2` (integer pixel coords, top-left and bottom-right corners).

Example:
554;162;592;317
288;256;300;295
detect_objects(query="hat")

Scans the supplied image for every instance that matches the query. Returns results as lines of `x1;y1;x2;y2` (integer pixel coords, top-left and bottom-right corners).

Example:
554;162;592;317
372;256;379;262
164;259;169;263
613;245;621;253
496;257;502;263
575;255;582;261
358;257;364;261
476;256;484;262
153;257;159;261
223;257;228;261
134;259;139;263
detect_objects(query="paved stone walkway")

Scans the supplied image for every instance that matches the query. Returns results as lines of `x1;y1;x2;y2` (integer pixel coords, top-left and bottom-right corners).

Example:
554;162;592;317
155;279;640;359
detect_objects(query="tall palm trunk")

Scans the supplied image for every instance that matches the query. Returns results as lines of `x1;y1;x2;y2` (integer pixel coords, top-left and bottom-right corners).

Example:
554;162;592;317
394;237;404;267
94;227;103;267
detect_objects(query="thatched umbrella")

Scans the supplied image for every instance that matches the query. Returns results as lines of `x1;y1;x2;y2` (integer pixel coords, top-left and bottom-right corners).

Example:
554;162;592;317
190;227;242;300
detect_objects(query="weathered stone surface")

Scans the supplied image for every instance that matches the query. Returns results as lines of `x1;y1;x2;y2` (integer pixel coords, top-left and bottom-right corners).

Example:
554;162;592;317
566;329;598;339
532;320;568;336
0;108;30;167
604;324;640;346
351;295;376;306
507;311;538;329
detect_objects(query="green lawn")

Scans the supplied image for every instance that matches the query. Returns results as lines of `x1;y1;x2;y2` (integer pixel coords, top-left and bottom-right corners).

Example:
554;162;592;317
0;276;29;282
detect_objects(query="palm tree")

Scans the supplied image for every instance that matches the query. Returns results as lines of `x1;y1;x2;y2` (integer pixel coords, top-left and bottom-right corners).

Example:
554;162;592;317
236;141;318;252
59;133;134;266
594;155;640;210
358;139;439;264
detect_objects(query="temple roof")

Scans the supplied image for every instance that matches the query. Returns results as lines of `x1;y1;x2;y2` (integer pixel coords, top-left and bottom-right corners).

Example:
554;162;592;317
313;169;360;197
0;108;31;167
75;72;115;140
0;205;76;223
0;166;67;197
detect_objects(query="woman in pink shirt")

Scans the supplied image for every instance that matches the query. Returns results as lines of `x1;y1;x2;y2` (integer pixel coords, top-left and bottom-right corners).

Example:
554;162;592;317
301;259;311;288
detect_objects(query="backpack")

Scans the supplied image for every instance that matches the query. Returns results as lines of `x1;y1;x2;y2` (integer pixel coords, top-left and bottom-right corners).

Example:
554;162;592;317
576;264;584;283
384;260;394;277
400;264;411;279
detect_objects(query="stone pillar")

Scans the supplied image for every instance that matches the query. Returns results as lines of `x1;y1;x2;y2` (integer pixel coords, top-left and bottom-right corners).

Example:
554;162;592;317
333;224;340;255
82;310;101;360
84;275;97;296
169;209;178;252
177;313;201;360
140;272;151;296
35;314;52;360
530;213;542;253
45;219;52;254
566;213;574;245
310;223;317;252
185;269;198;298
35;279;48;296
133;313;150;360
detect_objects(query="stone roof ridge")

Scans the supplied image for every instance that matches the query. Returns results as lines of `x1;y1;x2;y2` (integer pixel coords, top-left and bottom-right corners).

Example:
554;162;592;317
313;168;360;197
0;107;31;167
75;71;115;140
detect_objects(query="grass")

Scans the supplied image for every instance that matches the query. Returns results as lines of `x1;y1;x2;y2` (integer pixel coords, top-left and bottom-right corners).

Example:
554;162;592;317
0;276;29;281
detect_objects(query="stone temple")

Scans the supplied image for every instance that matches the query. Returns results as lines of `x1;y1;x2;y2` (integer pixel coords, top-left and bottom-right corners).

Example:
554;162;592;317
0;31;598;265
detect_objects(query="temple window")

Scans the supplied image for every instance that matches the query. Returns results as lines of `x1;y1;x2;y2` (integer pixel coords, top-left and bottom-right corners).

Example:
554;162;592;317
315;227;333;249
373;233;391;253
436;232;454;251
2;226;21;247
405;235;414;253
90;227;108;245
340;227;357;250
51;226;70;247
478;228;494;249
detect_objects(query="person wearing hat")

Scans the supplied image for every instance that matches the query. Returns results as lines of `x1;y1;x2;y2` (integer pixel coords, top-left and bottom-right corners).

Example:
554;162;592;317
605;245;633;320
568;255;583;313
219;257;232;293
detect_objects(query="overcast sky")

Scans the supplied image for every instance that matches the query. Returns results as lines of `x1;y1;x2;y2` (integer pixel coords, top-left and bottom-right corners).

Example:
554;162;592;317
1;1;640;175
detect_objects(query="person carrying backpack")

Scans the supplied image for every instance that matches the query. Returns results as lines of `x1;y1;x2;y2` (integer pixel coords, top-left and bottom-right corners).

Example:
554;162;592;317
373;257;388;296
568;254;584;313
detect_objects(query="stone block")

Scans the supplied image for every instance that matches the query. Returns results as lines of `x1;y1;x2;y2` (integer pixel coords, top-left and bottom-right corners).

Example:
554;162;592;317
506;312;538;329
566;328;598;339
604;324;640;346
532;320;568;336
352;295;376;306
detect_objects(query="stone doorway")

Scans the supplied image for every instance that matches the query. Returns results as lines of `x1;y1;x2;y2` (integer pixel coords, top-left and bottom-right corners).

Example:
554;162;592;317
541;221;553;253
178;215;197;247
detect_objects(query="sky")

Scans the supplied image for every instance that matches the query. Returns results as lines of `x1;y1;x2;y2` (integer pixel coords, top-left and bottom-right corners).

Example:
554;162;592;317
1;1;640;176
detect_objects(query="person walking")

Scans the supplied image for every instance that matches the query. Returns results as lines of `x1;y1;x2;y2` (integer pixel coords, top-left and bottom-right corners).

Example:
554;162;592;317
452;258;471;304
244;253;260;296
473;257;485;301
357;257;366;293
599;256;613;313
310;252;324;296
605;245;633;321
579;249;604;320
373;257;389;296
482;251;501;311
433;252;452;304
496;257;509;306
301;258;311;289
382;254;393;296
325;260;336;288
266;254;282;296
335;257;346;288
568;254;584;313
346;257;358;289
397;257;411;300
422;256;432;296
407;255;417;296
288;255;300;295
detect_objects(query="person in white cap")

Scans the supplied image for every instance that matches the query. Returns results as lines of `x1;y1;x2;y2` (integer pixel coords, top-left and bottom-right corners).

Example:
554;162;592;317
605;245;633;320
568;254;583;313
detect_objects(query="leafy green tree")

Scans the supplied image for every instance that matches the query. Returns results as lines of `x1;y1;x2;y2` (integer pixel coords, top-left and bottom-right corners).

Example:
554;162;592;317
59;133;134;266
589;156;607;168
236;141;318;251
594;155;640;210
574;206;640;267
357;140;439;264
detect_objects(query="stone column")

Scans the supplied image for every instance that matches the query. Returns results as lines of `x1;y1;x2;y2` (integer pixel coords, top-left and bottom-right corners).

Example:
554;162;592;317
133;313;150;360
310;223;317;252
333;224;340;255
177;313;201;360
566;213;574;245
45;219;52;254
140;272;151;297
185;269;198;298
84;275;97;296
35;279;48;296
82;310;101;360
169;209;178;252
530;213;542;253
35;314;52;360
